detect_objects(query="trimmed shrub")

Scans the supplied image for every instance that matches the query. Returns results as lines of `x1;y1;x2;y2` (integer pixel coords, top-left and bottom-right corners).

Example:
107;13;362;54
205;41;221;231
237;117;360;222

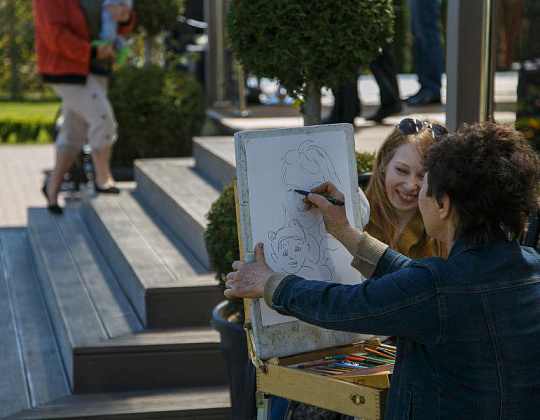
356;151;376;174
0;118;54;143
134;0;184;37
204;182;244;320
227;0;394;98
356;150;376;190
109;65;206;166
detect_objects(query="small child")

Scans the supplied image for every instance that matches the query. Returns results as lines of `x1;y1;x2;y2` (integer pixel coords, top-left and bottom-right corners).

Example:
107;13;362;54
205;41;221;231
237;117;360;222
96;0;133;66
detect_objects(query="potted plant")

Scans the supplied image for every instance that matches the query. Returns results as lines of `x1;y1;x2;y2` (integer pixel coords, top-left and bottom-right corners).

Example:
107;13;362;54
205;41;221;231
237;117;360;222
204;181;248;419
226;0;394;125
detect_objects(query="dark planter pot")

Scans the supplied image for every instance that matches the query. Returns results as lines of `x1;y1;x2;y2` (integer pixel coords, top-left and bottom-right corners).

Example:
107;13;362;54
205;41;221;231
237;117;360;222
212;301;249;419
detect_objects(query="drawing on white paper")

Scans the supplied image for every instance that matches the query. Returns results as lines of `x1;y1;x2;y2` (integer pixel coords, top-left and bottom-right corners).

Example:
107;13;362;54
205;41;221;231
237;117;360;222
267;218;338;280
240;127;365;327
272;139;341;280
281;140;341;229
268;219;312;274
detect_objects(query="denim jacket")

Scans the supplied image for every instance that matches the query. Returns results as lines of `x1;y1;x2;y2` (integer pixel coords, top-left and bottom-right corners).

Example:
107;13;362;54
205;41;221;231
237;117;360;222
271;237;540;419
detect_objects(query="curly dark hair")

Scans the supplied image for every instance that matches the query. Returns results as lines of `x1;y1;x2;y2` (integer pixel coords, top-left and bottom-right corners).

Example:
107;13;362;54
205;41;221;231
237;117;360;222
424;122;540;244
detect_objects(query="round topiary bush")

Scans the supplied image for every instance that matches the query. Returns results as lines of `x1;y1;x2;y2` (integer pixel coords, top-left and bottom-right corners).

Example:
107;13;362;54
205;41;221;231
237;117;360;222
204;181;244;321
109;65;206;166
134;0;184;37
227;0;394;123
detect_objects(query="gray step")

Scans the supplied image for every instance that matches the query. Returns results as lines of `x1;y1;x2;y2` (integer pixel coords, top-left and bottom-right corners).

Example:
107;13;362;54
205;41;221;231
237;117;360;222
0;227;69;420
80;187;222;328
7;386;231;419
134;158;222;270
193;136;236;188
72;327;227;393
27;208;226;393
0;229;33;418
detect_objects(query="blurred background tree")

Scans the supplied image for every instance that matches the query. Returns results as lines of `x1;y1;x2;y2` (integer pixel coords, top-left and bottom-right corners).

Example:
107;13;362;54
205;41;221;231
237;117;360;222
0;0;44;99
134;0;184;65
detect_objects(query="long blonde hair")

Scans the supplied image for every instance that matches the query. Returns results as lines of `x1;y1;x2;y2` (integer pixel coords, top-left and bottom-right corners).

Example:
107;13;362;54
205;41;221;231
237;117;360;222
365;124;440;246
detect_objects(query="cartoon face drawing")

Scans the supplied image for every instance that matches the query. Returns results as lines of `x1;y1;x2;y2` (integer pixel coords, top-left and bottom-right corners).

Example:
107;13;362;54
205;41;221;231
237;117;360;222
281;140;340;226
268;220;310;274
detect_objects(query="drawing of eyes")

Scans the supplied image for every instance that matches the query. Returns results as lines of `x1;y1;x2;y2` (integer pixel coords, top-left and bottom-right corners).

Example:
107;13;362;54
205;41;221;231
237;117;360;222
294;246;301;252
282;250;288;257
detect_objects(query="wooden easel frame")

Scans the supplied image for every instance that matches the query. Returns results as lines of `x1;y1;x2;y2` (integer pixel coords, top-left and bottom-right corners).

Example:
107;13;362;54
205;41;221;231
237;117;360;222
233;153;389;419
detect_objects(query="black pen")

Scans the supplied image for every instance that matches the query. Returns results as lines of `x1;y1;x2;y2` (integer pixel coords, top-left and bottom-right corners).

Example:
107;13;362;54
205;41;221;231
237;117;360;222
294;189;345;206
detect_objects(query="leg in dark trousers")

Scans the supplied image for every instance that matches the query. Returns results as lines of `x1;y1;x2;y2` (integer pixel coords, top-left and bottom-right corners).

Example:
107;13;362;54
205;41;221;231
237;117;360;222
366;42;402;122
323;74;361;125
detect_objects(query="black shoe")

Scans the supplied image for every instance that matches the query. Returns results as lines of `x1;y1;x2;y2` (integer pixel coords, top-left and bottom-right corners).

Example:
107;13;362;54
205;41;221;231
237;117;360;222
365;102;403;123
94;184;120;194
41;184;63;215
405;89;441;106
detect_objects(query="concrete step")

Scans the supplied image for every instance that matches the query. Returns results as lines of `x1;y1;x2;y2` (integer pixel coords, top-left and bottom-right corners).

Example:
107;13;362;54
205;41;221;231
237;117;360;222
193;136;236;188
27;208;226;394
8;386;231;419
0;227;70;419
134;158;222;270
80;186;222;328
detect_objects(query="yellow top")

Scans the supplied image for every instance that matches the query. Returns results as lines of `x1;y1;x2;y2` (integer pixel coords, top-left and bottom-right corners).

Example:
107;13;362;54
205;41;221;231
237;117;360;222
365;211;447;260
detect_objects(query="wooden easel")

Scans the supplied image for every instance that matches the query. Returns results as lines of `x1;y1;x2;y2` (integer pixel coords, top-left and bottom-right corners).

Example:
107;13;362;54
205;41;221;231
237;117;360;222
233;182;389;420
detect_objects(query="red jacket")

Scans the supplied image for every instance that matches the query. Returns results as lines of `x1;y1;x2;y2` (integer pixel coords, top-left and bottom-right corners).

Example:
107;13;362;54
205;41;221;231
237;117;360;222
32;0;135;77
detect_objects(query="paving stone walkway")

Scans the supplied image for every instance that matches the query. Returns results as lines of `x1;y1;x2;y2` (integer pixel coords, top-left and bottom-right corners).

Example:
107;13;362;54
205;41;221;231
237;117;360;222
0;144;54;227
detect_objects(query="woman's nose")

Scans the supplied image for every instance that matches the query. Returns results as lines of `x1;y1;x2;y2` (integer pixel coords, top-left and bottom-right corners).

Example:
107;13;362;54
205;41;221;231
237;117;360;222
405;177;421;191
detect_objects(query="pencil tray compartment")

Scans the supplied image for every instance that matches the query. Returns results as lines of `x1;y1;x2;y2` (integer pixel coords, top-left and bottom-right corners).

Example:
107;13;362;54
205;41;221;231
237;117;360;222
255;339;391;419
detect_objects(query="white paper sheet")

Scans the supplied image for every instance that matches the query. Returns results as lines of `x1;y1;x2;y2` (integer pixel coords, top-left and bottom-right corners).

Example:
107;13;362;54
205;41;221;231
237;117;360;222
245;131;365;326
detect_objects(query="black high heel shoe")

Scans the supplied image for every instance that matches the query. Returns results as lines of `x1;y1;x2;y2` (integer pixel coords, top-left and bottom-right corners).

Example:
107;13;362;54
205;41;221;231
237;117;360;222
41;184;63;215
94;184;120;194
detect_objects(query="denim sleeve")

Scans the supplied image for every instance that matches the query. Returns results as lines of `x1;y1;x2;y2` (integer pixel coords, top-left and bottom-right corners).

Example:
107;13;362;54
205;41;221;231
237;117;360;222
272;262;441;344
372;247;415;277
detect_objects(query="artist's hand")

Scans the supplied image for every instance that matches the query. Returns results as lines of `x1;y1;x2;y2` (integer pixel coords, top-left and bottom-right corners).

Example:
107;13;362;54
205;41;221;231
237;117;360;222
224;243;274;299
304;181;351;238
96;45;114;59
107;1;130;22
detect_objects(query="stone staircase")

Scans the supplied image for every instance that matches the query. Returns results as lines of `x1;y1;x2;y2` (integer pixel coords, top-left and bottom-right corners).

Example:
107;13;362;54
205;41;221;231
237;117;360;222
0;136;238;419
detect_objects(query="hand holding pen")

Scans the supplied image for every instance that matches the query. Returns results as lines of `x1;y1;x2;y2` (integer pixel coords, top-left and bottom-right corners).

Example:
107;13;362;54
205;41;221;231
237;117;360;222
294;189;344;206
301;182;362;255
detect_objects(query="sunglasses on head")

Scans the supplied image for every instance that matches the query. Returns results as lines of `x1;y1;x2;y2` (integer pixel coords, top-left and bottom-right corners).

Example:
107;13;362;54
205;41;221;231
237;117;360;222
398;118;448;138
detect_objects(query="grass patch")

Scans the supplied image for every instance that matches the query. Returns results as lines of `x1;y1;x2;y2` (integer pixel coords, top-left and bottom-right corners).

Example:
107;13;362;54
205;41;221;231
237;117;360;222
0;101;61;120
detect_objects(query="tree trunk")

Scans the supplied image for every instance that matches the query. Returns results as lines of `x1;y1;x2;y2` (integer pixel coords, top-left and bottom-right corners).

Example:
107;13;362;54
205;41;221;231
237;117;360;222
303;84;321;126
7;0;21;100
143;35;154;65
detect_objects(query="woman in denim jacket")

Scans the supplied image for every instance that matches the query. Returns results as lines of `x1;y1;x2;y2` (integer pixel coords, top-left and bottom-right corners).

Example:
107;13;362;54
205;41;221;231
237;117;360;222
225;122;540;419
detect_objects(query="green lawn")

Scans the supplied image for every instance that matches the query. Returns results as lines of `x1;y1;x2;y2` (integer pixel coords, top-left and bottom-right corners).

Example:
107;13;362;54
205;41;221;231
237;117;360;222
0;101;61;121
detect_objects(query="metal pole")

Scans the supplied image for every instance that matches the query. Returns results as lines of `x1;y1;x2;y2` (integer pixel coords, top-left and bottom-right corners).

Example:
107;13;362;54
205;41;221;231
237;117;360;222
445;0;489;131
483;0;501;121
234;63;252;117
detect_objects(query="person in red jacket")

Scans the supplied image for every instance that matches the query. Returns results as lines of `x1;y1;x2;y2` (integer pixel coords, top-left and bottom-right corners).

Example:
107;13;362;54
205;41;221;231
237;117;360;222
32;0;135;214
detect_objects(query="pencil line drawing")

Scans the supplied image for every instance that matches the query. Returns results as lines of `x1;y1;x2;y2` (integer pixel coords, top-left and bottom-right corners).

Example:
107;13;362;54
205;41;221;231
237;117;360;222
265;139;343;281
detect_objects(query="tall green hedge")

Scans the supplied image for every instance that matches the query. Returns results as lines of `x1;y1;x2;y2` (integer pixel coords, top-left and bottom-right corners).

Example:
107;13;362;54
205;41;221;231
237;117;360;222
109;65;206;166
227;0;394;97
